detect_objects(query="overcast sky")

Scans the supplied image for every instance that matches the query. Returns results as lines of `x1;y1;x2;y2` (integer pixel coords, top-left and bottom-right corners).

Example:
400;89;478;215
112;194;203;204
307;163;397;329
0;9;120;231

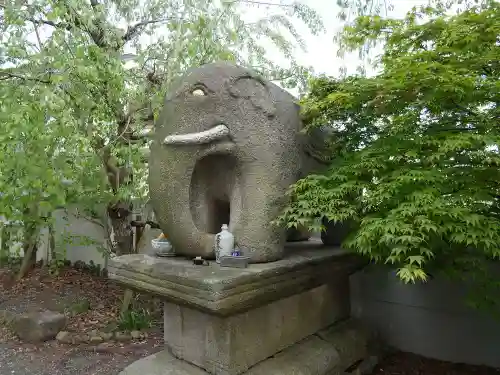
256;0;428;78
9;0;428;80
122;0;429;81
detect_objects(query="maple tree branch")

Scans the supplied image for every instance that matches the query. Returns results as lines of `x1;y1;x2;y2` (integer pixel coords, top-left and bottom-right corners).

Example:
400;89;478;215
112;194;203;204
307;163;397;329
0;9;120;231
31;20;44;50
122;17;174;42
35;3;114;49
14;9;96;45
28;18;73;30
0;70;50;84
115;106;155;142
0;69;82;109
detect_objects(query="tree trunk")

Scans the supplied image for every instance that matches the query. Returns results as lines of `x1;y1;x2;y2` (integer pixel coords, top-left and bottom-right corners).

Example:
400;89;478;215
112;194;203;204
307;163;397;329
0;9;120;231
48;222;56;265
108;202;133;256
0;225;8;267
16;225;38;280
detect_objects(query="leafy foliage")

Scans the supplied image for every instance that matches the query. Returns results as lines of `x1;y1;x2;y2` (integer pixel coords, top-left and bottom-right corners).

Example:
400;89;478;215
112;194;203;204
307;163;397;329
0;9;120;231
117;307;153;331
337;0;391;21
0;0;324;268
278;1;500;303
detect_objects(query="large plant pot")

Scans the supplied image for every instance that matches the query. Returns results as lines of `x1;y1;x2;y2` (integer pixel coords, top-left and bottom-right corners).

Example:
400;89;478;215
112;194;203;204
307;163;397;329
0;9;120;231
321;218;354;246
350;265;500;368
286;225;311;242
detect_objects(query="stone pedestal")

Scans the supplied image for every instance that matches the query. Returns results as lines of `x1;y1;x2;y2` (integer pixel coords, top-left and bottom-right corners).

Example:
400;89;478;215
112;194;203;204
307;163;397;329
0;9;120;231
163;280;350;374
109;240;375;375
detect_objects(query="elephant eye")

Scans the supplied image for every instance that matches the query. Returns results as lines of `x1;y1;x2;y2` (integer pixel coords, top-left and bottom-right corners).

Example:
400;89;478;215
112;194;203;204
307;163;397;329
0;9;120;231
192;88;206;96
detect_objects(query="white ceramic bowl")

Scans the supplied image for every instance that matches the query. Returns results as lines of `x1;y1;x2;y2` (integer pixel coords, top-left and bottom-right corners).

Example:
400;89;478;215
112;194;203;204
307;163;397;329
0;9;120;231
151;238;173;251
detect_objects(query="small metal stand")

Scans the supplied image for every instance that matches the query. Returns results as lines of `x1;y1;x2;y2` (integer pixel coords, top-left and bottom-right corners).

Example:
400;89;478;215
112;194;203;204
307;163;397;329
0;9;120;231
193;257;210;266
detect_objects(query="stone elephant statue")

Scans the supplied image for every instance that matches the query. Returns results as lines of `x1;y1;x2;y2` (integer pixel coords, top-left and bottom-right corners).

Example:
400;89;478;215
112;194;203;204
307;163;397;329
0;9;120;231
149;62;349;263
285;124;340;244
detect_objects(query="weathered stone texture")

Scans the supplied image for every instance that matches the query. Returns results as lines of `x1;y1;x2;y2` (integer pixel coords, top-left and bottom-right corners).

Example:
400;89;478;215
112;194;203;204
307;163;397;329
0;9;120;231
12;310;67;342
163;281;350;375
317;319;373;369
149;61;309;263
119;319;377;375
108;242;363;315
244;336;340;375
119;350;208;375
109;239;370;375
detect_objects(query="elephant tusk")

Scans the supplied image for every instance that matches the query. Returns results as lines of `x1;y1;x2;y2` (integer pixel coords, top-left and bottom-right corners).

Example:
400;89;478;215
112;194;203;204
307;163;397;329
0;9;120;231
163;124;230;145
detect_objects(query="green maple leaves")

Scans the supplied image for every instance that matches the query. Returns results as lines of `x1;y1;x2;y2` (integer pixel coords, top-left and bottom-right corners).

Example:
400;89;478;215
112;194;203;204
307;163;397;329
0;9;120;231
278;1;500;294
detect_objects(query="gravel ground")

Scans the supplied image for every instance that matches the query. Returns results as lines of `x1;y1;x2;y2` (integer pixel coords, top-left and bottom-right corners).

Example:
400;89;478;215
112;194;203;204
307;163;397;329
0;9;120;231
0;267;127;333
0;326;163;375
0;266;163;375
4;343;500;375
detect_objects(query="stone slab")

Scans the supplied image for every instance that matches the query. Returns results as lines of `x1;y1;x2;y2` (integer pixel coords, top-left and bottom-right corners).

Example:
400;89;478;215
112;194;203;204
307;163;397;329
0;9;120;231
317;319;373;367
119;319;377;375
164;281;350;374
244;336;340;375
119;350;208;375
108;239;363;316
120;338;342;375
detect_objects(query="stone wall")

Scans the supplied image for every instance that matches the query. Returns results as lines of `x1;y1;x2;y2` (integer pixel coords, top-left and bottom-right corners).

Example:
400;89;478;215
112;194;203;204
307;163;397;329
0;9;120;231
1;209;111;268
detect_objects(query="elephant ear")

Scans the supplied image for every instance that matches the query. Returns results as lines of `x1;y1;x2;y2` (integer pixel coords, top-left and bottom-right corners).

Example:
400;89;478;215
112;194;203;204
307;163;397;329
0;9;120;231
227;75;276;118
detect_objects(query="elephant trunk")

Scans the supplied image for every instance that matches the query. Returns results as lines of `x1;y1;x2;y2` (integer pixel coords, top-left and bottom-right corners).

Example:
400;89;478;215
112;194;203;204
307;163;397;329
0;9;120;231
163;125;230;145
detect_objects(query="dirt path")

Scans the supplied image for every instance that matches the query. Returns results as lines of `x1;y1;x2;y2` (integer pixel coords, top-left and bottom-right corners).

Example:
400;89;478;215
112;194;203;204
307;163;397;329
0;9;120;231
0;267;164;375
0;326;163;375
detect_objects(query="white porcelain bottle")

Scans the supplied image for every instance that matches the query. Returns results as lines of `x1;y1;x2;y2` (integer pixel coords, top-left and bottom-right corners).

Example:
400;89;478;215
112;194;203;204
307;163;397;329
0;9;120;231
215;224;234;263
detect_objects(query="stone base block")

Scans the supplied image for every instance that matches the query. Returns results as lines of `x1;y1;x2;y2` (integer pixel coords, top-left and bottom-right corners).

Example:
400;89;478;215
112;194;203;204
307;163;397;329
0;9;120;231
108;240;363;316
164;281;350;375
109;241;366;375
119;350;208;375
119;319;378;375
